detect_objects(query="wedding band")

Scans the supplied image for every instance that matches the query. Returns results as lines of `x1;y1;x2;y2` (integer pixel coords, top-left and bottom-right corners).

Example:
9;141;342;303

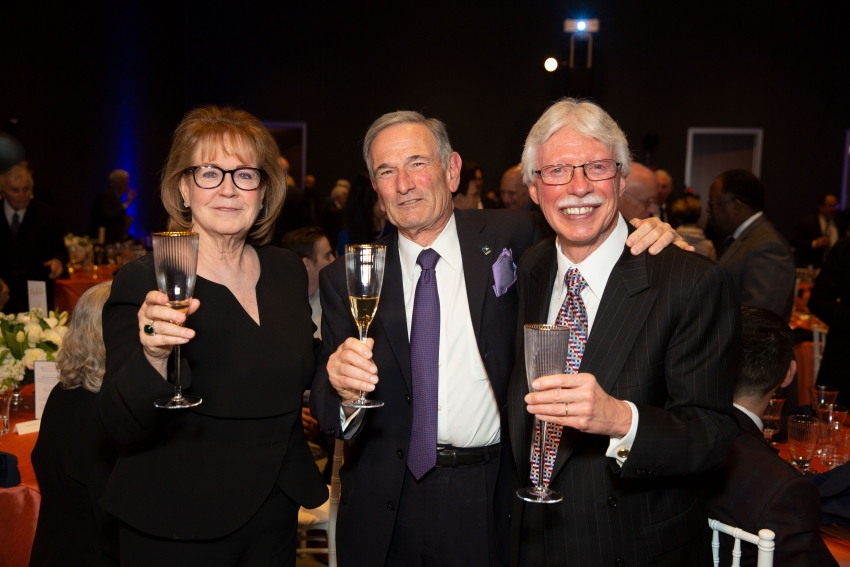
564;402;569;417
144;321;156;336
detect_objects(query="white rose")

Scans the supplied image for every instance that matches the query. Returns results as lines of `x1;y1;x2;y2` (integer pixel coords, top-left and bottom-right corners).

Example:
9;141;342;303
42;329;63;348
53;326;69;338
17;313;36;324
22;348;47;370
44;317;58;329
24;323;43;347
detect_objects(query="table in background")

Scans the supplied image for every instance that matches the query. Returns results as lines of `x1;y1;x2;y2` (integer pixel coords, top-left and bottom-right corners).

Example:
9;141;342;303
53;269;114;314
0;385;40;567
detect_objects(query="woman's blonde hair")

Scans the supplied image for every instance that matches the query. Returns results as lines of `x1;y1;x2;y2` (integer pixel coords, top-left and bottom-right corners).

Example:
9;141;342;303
55;282;112;393
160;106;286;246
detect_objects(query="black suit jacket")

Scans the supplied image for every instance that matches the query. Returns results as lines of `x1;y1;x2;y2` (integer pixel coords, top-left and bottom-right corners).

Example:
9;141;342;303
89;188;129;245
311;208;544;566
792;214;848;269
508;232;739;567
704;407;837;567
98;247;327;540
809;237;850;406
0;200;67;314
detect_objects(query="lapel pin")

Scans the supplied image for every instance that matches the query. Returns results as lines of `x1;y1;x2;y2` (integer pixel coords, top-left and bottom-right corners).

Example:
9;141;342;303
480;246;492;255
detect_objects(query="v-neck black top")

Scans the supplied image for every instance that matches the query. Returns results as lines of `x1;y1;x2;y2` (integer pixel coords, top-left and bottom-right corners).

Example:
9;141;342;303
98;246;327;540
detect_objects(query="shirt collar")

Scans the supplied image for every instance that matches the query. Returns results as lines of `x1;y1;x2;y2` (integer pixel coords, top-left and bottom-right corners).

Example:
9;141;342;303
554;214;628;298
732;211;763;239
733;402;763;431
3;199;25;218
398;213;461;281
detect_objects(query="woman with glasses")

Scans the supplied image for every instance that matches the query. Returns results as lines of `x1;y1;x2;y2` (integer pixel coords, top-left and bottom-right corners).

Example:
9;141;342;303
97;106;327;566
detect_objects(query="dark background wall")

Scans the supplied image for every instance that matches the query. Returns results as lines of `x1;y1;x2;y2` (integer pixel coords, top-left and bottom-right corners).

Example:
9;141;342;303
3;0;848;239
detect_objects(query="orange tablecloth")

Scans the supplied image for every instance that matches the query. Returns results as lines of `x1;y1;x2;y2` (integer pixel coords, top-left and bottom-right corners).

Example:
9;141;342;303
53;272;113;314
0;385;40;567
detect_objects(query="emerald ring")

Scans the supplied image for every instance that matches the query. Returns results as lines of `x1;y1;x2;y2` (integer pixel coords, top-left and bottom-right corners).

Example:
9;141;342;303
144;321;156;336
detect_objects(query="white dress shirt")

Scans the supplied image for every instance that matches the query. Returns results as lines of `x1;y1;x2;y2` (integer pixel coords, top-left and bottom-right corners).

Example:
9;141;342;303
4;199;26;225
732;211;763;239
733;402;763;431
818;214;839;248
309;289;322;339
343;214;501;448
546;214;639;464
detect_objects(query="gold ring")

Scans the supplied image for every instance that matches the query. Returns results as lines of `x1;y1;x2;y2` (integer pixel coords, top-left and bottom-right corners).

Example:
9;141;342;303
564;402;569;417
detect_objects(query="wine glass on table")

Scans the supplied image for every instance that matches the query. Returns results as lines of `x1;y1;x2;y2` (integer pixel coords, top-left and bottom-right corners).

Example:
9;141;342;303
761;396;785;443
816;404;849;469
517;324;571;504
152;232;201;409
342;244;386;409
788;415;819;474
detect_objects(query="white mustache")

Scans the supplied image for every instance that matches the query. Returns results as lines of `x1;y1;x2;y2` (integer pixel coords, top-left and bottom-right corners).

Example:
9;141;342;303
556;196;605;208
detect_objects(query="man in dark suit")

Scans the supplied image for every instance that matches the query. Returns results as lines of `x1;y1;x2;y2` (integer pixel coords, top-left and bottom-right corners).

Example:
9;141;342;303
792;194;848;268
0;165;67;314
311;111;681;567
89;169;135;245
508;98;739;566
653;169;675;224
809;237;850;407
705;305;837;567
710;170;796;320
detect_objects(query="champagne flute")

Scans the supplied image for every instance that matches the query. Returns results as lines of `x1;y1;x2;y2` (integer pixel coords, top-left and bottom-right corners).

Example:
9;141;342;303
517;324;570;504
152;232;201;409
761;396;785;443
342;244;386;409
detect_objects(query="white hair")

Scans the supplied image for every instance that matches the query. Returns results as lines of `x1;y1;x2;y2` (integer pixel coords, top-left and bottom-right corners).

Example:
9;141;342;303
521;98;631;186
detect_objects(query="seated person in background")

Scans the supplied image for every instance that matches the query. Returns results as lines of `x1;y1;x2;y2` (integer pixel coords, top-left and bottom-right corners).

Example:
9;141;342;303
281;226;336;340
617;162;658;220
705;305;837;567
336;172;396;256
30;282;120;567
452;161;483;210
792;194;847;268
89;169;136;245
671;195;716;259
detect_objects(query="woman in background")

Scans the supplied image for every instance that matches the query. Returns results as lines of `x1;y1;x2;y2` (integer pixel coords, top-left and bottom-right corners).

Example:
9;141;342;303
30;282;119;567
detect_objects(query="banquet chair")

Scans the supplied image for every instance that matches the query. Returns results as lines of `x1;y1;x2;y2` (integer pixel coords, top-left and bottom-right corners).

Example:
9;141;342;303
708;518;775;567
813;323;827;382
297;438;345;567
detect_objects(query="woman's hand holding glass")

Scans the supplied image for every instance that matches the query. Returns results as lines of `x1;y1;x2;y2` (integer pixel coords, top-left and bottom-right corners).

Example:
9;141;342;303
138;290;200;378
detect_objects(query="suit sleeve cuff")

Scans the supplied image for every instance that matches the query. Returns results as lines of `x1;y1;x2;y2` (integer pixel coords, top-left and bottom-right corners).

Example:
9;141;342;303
340;405;364;439
606;401;639;465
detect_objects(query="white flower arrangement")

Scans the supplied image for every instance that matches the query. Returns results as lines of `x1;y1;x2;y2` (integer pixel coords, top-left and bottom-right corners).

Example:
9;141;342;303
0;308;69;392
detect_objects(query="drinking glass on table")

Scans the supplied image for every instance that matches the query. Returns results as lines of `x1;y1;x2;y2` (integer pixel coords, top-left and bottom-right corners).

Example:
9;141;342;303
761;396;785;443
152;232;201;409
788;415;820;474
817;404;849;469
811;385;839;413
517;324;571;504
342;244;386;409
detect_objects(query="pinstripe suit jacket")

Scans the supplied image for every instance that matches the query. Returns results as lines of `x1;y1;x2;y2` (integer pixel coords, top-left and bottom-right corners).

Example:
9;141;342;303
508;234;740;567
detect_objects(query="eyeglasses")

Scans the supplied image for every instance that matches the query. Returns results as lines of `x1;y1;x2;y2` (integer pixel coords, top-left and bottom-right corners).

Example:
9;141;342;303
186;165;265;191
533;159;620;185
623;191;659;208
707;198;735;208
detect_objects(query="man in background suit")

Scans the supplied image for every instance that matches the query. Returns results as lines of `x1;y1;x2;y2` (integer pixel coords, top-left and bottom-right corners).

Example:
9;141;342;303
509;98;739;566
792;194;847;268
705;305;837;567
89;169;135;245
654;168;675;224
0;164;66;314
710;170;796;320
311;111;680;567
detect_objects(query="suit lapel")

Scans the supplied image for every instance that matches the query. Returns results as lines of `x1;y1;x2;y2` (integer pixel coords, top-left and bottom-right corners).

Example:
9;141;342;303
719;215;765;264
455;210;491;349
551;246;658;479
371;234;413;393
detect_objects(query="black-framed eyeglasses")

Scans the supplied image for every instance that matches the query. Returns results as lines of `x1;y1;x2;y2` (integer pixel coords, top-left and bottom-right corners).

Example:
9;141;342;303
186;165;265;191
707;198;735;207
533;159;620;185
624;190;659;208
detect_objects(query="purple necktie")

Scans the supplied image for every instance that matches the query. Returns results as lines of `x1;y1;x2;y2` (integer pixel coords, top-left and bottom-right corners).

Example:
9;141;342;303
408;248;440;480
10;212;20;236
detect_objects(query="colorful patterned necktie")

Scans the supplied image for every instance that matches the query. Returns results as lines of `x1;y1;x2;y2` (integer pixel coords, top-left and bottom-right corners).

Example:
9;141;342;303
530;267;588;487
408;248;441;480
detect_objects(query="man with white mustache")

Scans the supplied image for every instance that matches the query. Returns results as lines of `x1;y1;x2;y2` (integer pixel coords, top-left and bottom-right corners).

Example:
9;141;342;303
508;98;739;566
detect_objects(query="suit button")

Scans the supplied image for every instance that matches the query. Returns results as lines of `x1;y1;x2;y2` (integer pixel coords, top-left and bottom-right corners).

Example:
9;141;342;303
386;500;396;511
607;496;618;508
406;394;411;404
615;559;626;567
397;448;405;459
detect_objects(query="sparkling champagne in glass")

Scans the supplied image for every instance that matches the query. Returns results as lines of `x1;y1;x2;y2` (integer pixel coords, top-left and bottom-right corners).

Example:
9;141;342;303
152;232;201;409
343;244;386;409
517;324;570;504
761;396;785;443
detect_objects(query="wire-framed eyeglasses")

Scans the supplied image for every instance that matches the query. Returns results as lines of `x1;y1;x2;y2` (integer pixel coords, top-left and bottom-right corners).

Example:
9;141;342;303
533;159;620;185
186;165;265;191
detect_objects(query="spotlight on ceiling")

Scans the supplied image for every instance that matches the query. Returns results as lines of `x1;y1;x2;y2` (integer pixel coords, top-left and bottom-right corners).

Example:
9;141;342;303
577;21;586;31
544;58;559;72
